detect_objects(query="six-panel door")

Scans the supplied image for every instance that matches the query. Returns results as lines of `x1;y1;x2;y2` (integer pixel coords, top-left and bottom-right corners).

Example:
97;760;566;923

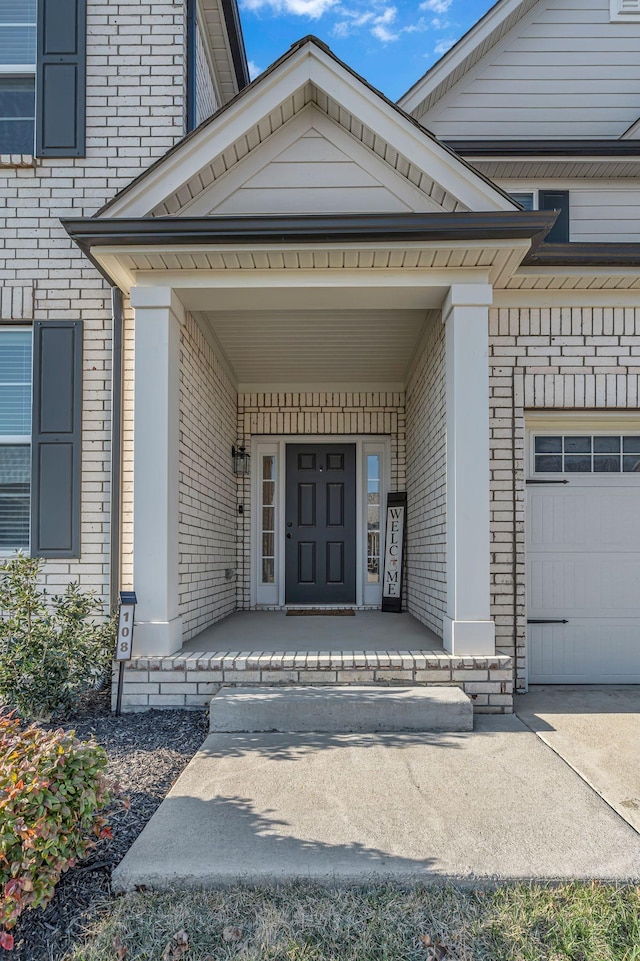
285;443;356;604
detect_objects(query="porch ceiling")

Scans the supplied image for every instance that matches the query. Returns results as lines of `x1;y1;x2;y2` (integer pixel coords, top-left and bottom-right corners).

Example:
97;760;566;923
194;307;434;386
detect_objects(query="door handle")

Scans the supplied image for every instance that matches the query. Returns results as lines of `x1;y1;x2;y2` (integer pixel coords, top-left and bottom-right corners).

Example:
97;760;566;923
527;618;569;624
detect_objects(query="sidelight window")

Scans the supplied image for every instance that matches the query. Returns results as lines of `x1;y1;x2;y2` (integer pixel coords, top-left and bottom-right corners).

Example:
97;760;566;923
366;454;381;583
260;454;276;583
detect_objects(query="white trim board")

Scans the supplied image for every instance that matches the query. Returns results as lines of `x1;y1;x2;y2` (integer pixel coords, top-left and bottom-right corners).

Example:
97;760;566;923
495;288;640;307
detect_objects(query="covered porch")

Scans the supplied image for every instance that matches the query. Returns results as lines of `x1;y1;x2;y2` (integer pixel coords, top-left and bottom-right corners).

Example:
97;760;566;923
72;217;546;714
126;266;499;660
109;257;517;714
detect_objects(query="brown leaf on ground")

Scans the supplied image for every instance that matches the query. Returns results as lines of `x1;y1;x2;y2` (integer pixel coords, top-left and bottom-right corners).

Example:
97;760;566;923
161;930;189;960
223;925;244;942
419;935;448;960
113;935;128;960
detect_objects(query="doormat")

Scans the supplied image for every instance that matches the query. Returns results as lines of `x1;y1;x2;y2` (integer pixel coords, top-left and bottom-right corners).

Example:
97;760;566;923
286;609;356;616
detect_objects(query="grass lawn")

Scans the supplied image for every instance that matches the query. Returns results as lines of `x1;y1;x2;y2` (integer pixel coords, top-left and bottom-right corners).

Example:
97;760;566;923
67;881;640;961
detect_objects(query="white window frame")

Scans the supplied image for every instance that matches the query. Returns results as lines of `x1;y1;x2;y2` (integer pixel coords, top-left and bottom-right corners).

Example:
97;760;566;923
250;436;390;608
0;325;32;556
509;191;536;211
0;68;37;157
0;2;37;156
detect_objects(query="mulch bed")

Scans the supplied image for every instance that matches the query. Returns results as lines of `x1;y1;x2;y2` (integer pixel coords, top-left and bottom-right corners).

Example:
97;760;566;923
8;691;209;961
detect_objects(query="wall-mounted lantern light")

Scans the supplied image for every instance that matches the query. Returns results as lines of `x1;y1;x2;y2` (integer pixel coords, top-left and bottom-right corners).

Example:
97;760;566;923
232;445;250;475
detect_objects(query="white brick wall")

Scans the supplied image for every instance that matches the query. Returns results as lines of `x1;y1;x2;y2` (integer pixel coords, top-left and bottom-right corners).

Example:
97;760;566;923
405;312;447;637
489;306;640;689
235;392;407;609
116;650;513;713
178;313;237;638
0;0;188;605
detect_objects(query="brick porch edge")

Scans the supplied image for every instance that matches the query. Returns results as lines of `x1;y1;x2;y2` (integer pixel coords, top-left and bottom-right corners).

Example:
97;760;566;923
112;651;513;714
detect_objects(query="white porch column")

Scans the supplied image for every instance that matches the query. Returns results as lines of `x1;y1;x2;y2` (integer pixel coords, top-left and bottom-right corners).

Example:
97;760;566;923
130;286;184;656
442;284;495;656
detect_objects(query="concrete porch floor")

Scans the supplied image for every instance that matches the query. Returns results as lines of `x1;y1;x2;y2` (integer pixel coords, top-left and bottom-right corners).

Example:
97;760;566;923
181;611;444;654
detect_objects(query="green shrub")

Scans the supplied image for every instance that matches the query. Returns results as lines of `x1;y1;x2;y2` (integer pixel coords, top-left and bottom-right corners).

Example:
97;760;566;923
0;554;115;720
0;711;113;949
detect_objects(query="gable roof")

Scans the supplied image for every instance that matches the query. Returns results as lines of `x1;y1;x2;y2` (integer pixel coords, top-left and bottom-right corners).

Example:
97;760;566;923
96;36;518;220
399;0;640;140
398;0;539;118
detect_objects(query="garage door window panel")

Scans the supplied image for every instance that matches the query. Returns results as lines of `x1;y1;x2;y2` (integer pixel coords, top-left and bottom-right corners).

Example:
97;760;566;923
534;434;640;474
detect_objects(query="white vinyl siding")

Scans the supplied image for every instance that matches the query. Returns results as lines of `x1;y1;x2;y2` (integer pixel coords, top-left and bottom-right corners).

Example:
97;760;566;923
417;0;640;139
199;127;419;216
498;181;640;242
195;8;219;125
172;109;448;219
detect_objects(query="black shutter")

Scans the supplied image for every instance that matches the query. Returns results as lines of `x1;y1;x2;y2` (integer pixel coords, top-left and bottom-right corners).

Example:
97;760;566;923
36;0;86;157
31;322;83;558
539;190;570;243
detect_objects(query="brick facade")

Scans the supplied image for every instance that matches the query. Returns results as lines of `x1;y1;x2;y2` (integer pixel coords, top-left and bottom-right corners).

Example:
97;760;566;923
0;0;188;604
406;312;447;638
115;650;513;712
4;2;637;712
179;313;237;639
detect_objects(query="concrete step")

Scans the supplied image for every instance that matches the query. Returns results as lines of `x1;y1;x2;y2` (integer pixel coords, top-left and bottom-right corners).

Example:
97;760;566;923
209;685;473;733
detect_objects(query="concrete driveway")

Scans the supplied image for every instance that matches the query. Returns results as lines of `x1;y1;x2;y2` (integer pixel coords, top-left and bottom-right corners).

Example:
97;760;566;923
515;685;640;833
112;712;640;891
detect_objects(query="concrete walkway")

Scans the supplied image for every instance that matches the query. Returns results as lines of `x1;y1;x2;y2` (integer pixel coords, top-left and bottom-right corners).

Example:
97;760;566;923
112;713;640;891
515;685;640;833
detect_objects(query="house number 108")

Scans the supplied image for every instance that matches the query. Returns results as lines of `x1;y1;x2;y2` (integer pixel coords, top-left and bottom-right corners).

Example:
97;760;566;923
115;592;138;662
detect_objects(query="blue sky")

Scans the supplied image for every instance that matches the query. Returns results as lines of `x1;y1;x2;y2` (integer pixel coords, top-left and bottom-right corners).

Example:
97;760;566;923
239;0;497;101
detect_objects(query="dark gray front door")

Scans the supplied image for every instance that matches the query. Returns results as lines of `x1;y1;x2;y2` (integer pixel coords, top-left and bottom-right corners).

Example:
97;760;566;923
285;443;356;604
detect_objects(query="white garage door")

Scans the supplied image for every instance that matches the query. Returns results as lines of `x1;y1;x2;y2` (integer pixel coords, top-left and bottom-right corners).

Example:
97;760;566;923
527;429;640;684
